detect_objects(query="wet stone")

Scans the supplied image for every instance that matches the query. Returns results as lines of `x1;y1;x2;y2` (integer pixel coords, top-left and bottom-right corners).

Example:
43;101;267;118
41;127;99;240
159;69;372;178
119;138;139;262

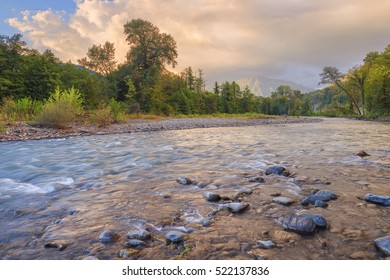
202;217;213;227
265;166;287;176
127;229;151;240
315;190;338;200
272;197;295;205
126;239;145;248
203;192;221;202
218;202;249;213
374;235;390;256
282;214;316;234
176;177;193;185
165;231;186;244
248;177;265;183
314;200;328;208
301;194;332;205
44;241;68;251
257;240;275;249
270;193;281;197
298;213;328;228
364;194;390;206
99;230;118;244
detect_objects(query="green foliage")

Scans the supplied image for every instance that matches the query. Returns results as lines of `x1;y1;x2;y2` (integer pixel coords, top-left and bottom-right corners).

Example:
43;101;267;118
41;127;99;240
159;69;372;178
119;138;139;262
77;42;117;77
89;106;113;127
108;98;124;121
1;97;42;121
37;87;84;128
0;124;4;133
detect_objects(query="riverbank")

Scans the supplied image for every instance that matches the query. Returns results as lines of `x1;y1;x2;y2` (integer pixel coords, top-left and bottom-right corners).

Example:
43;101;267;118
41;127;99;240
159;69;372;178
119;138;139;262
0;116;322;142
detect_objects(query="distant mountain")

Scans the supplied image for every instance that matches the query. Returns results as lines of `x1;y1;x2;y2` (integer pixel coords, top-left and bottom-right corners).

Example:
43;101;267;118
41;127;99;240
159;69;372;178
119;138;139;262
235;76;314;97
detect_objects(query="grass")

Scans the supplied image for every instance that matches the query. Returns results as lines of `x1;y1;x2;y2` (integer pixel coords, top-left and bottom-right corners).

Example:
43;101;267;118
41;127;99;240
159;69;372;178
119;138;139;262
175;246;191;259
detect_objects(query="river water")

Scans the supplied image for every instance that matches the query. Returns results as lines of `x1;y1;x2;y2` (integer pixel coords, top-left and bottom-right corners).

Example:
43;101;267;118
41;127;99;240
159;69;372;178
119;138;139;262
0;118;389;260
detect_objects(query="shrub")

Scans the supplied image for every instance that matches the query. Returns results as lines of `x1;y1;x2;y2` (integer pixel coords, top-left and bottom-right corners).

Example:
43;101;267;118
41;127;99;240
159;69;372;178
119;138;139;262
108;98;123;121
1;97;42;121
37;87;84;128
0;124;4;133
89;106;113;127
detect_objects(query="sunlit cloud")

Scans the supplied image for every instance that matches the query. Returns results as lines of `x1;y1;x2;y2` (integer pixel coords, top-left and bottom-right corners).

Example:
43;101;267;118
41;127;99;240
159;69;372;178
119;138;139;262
6;0;390;87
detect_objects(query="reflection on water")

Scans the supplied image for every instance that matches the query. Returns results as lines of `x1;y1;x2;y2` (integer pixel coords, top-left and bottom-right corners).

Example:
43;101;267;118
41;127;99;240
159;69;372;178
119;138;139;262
0;118;389;259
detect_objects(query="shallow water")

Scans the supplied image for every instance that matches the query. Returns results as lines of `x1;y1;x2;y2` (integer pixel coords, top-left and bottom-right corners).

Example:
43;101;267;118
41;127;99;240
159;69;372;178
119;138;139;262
0;118;389;260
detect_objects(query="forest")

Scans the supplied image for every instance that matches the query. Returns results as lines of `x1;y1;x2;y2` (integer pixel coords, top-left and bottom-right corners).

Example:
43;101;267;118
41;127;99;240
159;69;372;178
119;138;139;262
1;18;389;128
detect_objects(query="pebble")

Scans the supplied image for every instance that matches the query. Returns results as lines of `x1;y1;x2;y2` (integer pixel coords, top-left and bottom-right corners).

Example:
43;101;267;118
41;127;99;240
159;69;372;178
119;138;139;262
314;190;338;199
297;213;328;228
374;235;390;256
165;231;186;243
265;166;288;176
272;197;295;205
257;240;275;249
176;177;193;185
248;177;265;183
44;242;68;251
127;229;151;240
301;194;332;205
218;202;249;213
126;239;145;247
99;230;118;244
364;194;390;206
203;192;221;202
282;213;316;234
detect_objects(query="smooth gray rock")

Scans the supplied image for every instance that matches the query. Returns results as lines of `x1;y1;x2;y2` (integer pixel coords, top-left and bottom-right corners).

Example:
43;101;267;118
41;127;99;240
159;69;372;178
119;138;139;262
218;202;249;213
265;166;287;176
127;229;151;240
301;194;332;205
176;177;192;185
165;231;186;243
374;235;390;256
314;200;328;208
126;239;145;247
282;214;316;234
364;194;390;206
99;230;118;244
203;192;221;202
272;197;295;205
298;213;328;228
257;240;275;249
315;190;338;199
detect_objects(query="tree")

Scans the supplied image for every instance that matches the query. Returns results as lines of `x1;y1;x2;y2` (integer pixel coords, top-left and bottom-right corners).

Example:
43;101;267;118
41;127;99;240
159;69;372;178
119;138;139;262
124;18;178;85
77;42;117;77
319;66;362;116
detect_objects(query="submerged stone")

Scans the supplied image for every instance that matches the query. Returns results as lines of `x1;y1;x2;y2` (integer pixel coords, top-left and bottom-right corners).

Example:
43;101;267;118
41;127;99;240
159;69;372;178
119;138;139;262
248;177;265;183
314;200;328;208
282;214;316;234
364;194;390;206
272;197;295;205
203;192;221;202
298;213;328;228
257;240;275;249
301;194;332;205
374;235;390;256
218;202;249;213
127;229;151;240
99;230;118;244
44;241;68;251
176;177;193;185
126;239;145;247
165;231;186;243
315;190;338;200
265;166;287;176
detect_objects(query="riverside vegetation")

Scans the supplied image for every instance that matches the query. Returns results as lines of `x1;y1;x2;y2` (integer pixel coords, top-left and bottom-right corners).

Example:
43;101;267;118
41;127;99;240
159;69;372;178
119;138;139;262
1;18;389;133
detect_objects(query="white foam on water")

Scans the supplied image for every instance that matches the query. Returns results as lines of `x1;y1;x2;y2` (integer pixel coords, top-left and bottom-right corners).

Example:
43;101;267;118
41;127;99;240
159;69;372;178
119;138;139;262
0;178;54;194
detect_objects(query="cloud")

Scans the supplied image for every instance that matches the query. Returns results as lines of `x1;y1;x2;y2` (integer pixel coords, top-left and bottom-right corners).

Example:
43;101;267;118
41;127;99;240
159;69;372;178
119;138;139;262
6;0;390;87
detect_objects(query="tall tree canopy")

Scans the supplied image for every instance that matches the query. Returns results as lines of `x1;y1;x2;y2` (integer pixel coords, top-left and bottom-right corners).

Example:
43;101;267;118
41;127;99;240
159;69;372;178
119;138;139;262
123;18;178;83
77;42;117;77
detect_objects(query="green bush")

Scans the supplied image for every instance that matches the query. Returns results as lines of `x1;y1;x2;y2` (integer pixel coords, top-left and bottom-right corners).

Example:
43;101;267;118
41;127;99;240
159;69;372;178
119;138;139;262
108;98;123;121
89;106;113;127
37;87;84;128
1;97;42;121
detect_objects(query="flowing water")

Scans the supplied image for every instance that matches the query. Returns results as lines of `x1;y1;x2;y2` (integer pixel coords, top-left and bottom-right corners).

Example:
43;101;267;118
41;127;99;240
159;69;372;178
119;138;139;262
0;118;389;260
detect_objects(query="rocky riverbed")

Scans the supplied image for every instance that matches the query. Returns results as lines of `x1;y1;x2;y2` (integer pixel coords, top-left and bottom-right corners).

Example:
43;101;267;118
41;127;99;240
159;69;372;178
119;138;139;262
0;117;321;142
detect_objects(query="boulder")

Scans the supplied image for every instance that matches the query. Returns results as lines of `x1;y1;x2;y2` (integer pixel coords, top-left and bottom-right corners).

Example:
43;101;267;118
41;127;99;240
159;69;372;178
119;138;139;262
298;213;328;228
282;214;316;234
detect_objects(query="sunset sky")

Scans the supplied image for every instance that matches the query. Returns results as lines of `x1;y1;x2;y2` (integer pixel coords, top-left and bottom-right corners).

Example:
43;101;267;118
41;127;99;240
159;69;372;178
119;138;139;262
2;0;390;88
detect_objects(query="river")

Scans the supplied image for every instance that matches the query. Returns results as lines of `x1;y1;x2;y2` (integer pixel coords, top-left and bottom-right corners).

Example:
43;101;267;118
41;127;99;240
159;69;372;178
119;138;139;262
0;118;389;259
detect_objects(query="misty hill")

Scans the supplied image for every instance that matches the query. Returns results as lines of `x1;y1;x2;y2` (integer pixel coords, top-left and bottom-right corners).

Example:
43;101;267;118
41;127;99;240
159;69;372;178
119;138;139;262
235;76;314;97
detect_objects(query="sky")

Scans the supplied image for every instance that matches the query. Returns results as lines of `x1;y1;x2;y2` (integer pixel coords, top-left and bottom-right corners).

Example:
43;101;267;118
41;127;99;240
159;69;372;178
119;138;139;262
2;0;390;89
